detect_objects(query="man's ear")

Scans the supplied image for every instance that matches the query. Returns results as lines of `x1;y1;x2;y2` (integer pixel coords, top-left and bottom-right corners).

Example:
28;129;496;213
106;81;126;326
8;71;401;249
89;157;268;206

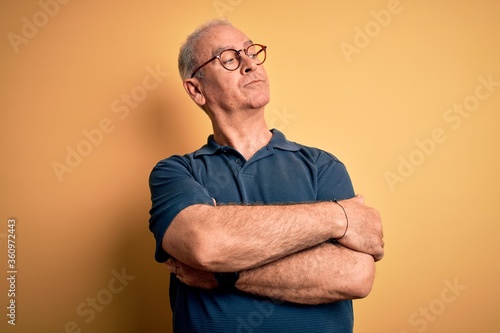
183;78;206;107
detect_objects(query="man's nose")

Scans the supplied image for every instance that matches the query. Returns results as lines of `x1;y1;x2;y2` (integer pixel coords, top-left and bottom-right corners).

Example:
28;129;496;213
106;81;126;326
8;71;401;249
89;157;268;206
240;55;258;74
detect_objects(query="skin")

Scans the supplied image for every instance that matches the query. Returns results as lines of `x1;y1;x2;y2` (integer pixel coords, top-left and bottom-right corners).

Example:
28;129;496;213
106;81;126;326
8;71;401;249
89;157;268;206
164;24;384;305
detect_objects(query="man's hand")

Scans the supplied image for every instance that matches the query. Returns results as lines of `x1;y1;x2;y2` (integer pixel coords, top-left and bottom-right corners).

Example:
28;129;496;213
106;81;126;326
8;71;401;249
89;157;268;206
166;257;218;289
335;195;385;261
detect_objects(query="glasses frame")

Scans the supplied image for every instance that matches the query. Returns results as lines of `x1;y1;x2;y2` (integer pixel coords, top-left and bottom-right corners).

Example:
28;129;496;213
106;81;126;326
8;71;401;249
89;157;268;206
190;43;267;78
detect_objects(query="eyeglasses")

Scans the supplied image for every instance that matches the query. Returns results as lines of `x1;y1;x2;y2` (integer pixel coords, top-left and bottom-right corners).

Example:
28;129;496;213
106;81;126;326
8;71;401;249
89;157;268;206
191;43;267;78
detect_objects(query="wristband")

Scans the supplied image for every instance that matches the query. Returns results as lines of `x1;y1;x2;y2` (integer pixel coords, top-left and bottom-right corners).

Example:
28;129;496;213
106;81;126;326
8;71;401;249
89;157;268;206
214;272;239;290
332;199;348;240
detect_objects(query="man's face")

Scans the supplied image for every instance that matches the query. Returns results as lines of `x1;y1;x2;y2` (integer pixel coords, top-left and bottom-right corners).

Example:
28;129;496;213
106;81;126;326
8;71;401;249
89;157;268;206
193;25;270;113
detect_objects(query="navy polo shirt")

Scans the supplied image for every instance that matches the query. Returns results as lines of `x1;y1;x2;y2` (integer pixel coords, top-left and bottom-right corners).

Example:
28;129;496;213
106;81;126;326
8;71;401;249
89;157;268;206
149;129;356;333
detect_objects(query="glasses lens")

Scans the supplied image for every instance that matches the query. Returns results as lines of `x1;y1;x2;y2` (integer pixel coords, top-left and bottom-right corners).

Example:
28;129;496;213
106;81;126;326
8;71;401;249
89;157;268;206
218;45;267;71
246;45;266;65
219;50;240;70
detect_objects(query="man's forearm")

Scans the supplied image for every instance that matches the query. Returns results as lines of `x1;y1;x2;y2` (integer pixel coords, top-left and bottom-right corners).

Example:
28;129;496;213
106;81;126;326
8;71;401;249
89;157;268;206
164;201;346;272
168;242;376;305
235;242;375;304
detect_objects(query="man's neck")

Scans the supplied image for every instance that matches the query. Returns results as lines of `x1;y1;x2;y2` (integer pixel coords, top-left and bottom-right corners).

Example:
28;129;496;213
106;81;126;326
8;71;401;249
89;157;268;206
210;109;272;160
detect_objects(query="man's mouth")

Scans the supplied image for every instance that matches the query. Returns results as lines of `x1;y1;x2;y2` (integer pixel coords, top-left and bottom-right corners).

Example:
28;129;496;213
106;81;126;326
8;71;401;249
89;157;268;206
243;79;264;87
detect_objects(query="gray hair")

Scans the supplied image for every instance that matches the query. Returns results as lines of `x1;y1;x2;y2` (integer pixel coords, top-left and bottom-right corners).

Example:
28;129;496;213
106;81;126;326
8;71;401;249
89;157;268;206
178;19;234;80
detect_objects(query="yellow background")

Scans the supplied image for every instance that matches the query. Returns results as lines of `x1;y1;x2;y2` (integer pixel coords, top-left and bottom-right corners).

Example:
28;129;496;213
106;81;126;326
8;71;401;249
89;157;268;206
1;0;499;332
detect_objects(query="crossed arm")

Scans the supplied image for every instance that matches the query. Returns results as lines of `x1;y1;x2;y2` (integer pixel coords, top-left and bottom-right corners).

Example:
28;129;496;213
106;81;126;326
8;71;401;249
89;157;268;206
163;195;384;304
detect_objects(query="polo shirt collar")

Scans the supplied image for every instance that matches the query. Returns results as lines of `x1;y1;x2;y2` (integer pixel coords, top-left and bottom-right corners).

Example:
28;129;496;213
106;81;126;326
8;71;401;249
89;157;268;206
268;129;301;151
194;128;300;157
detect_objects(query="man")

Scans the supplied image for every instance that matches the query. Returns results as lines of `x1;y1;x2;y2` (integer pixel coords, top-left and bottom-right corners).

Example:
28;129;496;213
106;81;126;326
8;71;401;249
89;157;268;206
149;19;384;333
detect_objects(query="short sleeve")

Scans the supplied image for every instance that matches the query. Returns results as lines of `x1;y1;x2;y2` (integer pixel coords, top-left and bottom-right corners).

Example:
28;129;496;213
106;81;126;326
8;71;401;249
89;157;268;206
148;155;214;262
315;151;355;201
